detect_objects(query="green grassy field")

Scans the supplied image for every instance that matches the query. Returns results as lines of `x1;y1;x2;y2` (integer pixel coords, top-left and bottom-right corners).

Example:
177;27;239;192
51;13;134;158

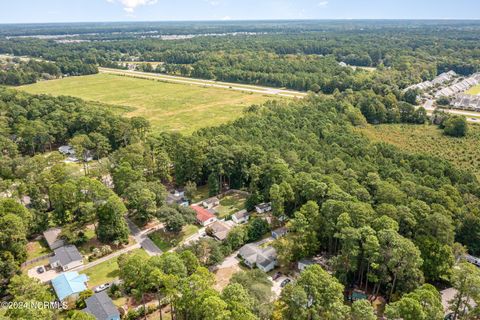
84;249;148;287
216;193;247;219
19;73;271;134
149;224;199;251
358;124;480;179
26;239;51;261
466;84;480;95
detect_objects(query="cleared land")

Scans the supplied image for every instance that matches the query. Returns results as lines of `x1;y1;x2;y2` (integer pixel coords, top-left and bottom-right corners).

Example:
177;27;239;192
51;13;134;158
358;124;480;179
19;73;272;134
466;84;480;95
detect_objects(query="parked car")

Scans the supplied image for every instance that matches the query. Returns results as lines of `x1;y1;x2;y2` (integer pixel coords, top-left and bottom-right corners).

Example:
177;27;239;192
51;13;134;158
444;313;455;320
94;283;111;293
273;272;283;280
280;278;291;288
36;266;45;274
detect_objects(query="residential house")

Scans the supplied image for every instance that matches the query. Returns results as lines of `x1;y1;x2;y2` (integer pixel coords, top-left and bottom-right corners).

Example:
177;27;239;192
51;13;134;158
192;205;217;226
255;202;271;214
58;145;75;156
272;227;288;239
239;244;277;272
49;245;84;271
202;197;220;209
207;221;233;241
43;227;65;250
232;209;250;224
83;291;120;320
298;256;328;272
58;145;93;162
166;190;189;207
51;272;89;301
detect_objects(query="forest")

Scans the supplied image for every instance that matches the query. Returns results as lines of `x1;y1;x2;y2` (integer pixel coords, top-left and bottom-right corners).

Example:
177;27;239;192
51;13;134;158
1;21;480;93
1;20;480;320
1;87;480;319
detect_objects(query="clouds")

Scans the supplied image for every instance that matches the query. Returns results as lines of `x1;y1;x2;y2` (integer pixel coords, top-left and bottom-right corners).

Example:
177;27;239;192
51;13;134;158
318;1;329;7
107;0;158;13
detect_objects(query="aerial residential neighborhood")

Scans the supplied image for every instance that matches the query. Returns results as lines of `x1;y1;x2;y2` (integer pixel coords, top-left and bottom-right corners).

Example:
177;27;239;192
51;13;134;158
2;1;480;320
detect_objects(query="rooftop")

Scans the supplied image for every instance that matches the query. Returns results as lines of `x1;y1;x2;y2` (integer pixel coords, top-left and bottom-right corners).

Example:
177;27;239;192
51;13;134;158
192;205;216;223
207;221;233;241
84;291;120;320
49;245;83;266
43;227;64;249
233;209;249;219
51;272;88;301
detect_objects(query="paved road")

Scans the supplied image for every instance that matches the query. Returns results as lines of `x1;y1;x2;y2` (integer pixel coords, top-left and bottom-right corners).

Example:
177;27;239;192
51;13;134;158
125;216;163;256
422;100;480;123
99;67;308;99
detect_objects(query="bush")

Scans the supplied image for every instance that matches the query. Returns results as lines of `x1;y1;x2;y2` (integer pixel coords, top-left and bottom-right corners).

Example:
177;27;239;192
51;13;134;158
443;115;468;137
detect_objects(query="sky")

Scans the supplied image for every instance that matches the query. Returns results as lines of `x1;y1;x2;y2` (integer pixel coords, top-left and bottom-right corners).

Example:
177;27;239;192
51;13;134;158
0;0;479;23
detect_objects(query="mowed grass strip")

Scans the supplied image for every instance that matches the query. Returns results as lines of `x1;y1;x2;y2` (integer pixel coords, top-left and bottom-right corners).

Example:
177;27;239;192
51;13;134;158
357;123;480;179
466;84;480;95
19;73;271;134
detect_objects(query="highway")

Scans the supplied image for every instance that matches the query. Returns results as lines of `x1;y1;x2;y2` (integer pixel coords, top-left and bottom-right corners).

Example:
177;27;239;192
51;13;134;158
98;67;308;99
423;99;480;123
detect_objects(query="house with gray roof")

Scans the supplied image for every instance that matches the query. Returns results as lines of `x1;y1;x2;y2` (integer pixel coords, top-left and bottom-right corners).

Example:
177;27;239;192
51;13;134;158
49;245;83;271
43;227;65;250
83;291;120;320
272;226;288;239
232;209;250;224
239;243;277;272
255;202;272;214
202;197;220;209
207;220;233;241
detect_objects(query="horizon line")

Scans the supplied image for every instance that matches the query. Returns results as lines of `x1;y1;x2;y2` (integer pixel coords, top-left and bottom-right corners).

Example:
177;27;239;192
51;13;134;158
1;18;480;26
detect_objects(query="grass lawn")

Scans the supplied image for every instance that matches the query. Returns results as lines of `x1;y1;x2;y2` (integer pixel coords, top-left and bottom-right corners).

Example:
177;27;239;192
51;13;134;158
191;185;210;203
149;224;199;251
19;73;271;134
357;123;480;179
26;239;51;261
84;249;148;287
466;84;480;95
216;193;247;219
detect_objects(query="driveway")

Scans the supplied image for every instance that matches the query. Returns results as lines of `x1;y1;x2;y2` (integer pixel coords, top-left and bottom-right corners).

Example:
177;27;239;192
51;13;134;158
28;267;60;283
125;216;163;256
271;275;291;298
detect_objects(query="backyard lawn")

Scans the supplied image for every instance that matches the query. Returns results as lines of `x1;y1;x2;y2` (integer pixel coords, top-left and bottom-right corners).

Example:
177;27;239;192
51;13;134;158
215;193;248;219
84;249;148;287
466;84;480;95
149;224;199;251
26;239;51;261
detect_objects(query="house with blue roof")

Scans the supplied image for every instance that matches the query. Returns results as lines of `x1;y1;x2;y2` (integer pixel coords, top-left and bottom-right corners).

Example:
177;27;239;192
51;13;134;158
51;271;89;301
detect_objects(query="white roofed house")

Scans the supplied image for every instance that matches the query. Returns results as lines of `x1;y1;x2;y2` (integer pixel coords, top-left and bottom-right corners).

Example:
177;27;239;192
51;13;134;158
202;197;220;209
255;202;272;214
232;209;250;224
239;243;277;272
